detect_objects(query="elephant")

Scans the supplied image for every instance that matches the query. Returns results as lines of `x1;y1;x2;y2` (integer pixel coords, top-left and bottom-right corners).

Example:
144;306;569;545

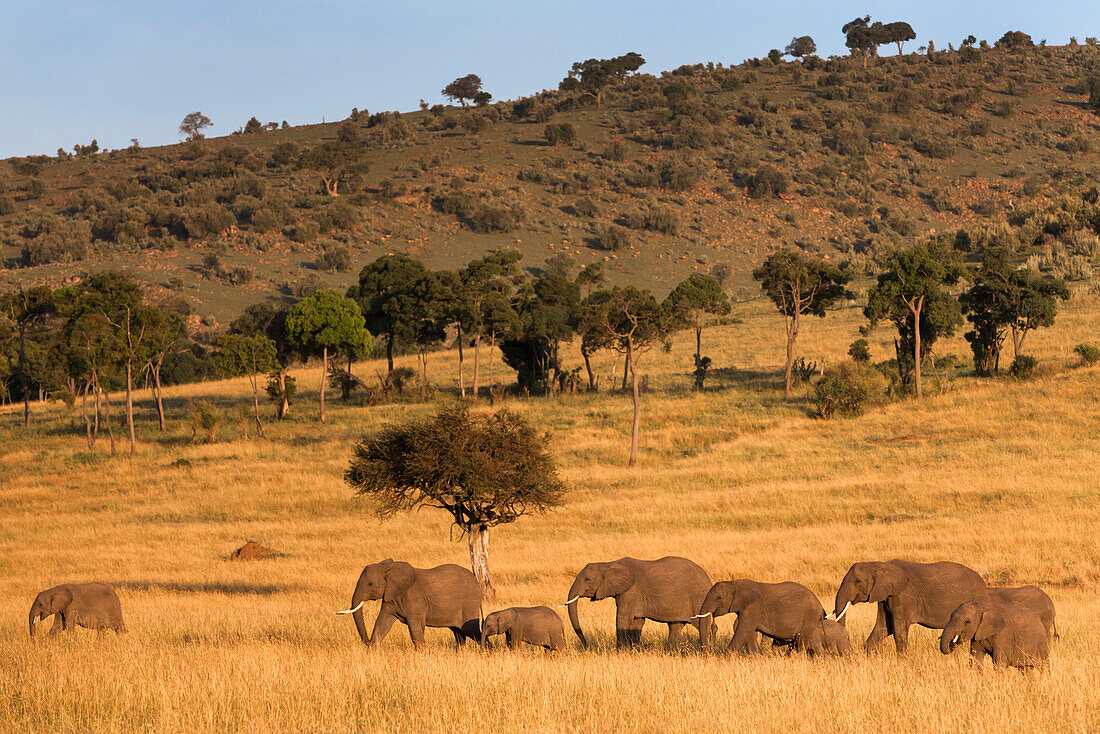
29;583;125;636
988;585;1057;640
940;600;1049;669
564;556;713;649
334;559;481;648
773;619;851;656
481;606;566;651
832;560;988;653
697;580;827;654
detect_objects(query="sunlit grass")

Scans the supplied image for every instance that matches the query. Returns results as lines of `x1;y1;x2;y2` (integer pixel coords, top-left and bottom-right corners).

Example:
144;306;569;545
1;294;1098;732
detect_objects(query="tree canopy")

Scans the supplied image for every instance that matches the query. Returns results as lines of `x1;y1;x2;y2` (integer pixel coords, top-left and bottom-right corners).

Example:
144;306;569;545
785;36;817;58
442;74;485;106
179;111;212;141
559;52;645;108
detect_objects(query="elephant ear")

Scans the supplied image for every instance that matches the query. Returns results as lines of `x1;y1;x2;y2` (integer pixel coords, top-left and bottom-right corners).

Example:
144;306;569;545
500;608;520;632
867;563;907;603
975;607;1005;641
383;563;417;603
594;565;634;599
729;581;762;613
50;586;74;614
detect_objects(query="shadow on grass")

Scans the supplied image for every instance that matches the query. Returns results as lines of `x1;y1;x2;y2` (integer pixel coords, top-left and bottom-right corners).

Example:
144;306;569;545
113;580;305;596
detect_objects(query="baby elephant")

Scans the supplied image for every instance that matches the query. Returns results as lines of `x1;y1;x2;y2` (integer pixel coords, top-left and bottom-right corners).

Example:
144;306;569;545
29;583;125;637
774;619;851;656
940;600;1048;669
481;606;566;651
697;580;827;654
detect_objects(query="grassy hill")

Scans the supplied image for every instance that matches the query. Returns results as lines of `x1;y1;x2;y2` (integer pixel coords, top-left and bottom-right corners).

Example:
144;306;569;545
1;289;1098;732
2;44;1099;324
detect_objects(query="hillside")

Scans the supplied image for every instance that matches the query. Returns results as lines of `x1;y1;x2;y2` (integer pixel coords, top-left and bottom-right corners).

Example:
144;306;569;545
2;43;1100;323
2;293;1099;732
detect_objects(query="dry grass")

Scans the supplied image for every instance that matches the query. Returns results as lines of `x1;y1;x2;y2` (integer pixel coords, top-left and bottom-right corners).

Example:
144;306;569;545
1;294;1099;732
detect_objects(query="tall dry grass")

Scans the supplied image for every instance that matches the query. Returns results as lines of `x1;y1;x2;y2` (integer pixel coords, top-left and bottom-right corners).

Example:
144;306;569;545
1;294;1098;732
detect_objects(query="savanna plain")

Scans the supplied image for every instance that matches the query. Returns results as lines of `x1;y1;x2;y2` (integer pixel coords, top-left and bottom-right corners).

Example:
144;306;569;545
1;294;1098;733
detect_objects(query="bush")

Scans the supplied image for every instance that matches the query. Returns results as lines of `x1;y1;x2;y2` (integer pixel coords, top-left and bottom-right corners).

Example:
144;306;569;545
814;361;888;419
914;137;954;159
1009;354;1038;379
747;165;789;199
188;400;221;443
848;339;871;363
597;224;631;251
544;123;577;146
1073;343;1100;366
318;244;352;272
604;140;627;161
0;195;14;216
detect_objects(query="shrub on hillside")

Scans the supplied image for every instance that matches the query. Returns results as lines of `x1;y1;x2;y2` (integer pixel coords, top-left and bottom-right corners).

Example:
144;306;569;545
544;123;577;146
597;224;631;251
1009;354;1038;379
747;165;789;199
814;361;888;419
913;137;954;159
1073;343;1099;366
848;338;872;363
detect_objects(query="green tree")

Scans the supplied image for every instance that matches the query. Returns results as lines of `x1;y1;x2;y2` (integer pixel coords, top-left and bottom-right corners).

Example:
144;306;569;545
558;52;645;108
460;250;523;397
501;273;580;395
0;286;56;426
442;74;484;106
141;308;187;431
345;405;566;603
230;303;300;419
179;111;212;141
665;274;731;390
885;21;916;54
753;251;850;399
347;254;428;379
298;140;368;196
865;244;963;399
215;332;278;437
581;286;679;466
843;16;891;67
285;290;372;422
785;36;817;58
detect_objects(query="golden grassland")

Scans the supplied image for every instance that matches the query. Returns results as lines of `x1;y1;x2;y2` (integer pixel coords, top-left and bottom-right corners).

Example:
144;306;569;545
1;294;1099;732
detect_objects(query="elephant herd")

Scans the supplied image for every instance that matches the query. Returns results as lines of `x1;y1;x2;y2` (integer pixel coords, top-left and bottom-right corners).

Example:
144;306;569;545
28;557;1055;669
330;556;1055;669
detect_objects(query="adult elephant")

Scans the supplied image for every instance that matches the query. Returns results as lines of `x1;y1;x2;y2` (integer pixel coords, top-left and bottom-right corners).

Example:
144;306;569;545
832;559;987;653
563;556;712;649
696;580;826;654
334;559;481;648
989;585;1057;640
29;582;125;636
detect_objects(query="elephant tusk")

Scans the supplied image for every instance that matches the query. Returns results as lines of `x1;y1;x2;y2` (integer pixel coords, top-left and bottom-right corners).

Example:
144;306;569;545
333;601;365;615
952;635;960;646
692;612;712;619
558;596;581;607
835;601;852;621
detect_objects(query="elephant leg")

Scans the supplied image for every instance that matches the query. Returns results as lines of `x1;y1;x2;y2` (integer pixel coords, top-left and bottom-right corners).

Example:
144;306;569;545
450;628;465;646
460;618;481;644
865;602;889;652
802;625;825;656
49;613;65;636
728;618;760;654
505;631;517;650
406;617;426;648
615;606;635;648
369;610;399;647
667;622;685;646
890;609;910;654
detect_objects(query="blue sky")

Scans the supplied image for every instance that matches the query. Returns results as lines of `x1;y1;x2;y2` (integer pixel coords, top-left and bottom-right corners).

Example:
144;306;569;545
1;1;1096;157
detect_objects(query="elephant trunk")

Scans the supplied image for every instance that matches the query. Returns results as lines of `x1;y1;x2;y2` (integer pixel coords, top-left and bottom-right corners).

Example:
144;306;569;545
349;583;370;645
698;612;714;651
28;609;37;638
833;584;855;628
566;577;587;648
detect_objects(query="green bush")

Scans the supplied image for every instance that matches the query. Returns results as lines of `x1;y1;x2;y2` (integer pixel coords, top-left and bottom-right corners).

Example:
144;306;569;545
1009;354;1038;379
747;165;789;199
188;400;221;443
544;123;577;146
848;338;871;363
1073;343;1100;366
814;361;888;419
597;224;631;251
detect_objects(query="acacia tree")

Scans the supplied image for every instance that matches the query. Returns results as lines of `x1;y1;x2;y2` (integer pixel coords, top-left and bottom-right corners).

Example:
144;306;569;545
345;405;566;603
960;248;1069;374
885;22;917;54
786;36;817;58
865;244;962;399
582;286;679;466
230;303;298;419
215;332;278;437
843;16;891;67
285;290;372;422
347;254;427;380
559;52;645;108
460;250;522;397
142;308;187;431
665;274;731;390
753;251;850;399
0;287;55;426
442;74;484;106
298;141;367;196
501;272;580;395
179;111;212;141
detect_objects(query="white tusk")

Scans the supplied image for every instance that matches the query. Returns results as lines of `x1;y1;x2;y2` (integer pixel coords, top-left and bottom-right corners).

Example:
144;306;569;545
835;602;852;621
558;596;581;607
692;612;712;619
952;635;959;646
333;601;365;615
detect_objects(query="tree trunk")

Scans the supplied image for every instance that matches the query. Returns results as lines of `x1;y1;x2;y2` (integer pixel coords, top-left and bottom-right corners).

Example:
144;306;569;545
467;523;496;604
457;323;466;398
101;384;116;456
620;354;629;391
19;329;29;427
320;347;328;422
583;349;596;391
277;369;290;419
627;339;641;467
911;298;924;400
784;311;800;400
252;374;265;438
386;335;394;377
152;362;166;432
93;379;100;437
418;348;427;400
472;334;481;399
125;360;136;457
695;325;702;362
488;333;496;389
82;382;93;450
